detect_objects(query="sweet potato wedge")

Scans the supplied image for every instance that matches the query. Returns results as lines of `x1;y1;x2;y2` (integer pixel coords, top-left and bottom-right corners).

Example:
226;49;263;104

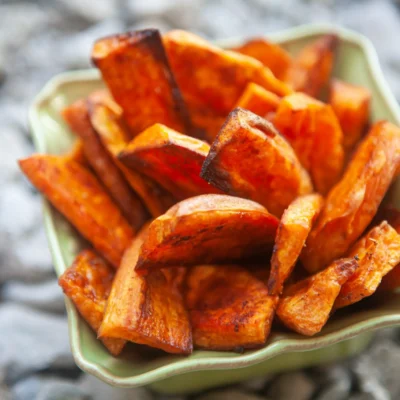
87;92;176;217
235;82;280;117
19;154;134;268
277;258;358;336
301;121;400;273
268;194;324;295
186;265;278;351
163;30;291;116
334;221;400;308
99;225;192;354
58;250;126;355
232;38;292;80
274;92;344;195
119;123;221;200
329;79;371;153
285;34;338;97
377;208;400;292
201;108;313;217
136;194;279;270
63;99;149;230
92;29;194;136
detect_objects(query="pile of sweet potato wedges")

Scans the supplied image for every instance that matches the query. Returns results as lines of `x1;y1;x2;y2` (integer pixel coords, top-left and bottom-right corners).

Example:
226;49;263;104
19;28;400;356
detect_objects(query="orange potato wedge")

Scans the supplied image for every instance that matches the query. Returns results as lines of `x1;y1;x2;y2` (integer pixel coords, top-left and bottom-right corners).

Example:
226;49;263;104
329;79;371;153
63;99;149;230
99;225;192;354
201;108;313;217
92;29;194;136
119;123;221;200
235;82;280;117
232;38;292;80
186;265;278;350
19;154;134;268
163;30;291;116
301;121;400;273
274;92;344;195
87;92;176;217
285;34;338;97
58;250;126;355
277;258;358;336
334;221;400;308
268;193;324;296
377;208;400;292
136;194;279;270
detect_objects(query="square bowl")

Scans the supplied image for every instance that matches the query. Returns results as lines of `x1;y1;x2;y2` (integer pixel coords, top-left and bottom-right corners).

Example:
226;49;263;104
29;24;400;395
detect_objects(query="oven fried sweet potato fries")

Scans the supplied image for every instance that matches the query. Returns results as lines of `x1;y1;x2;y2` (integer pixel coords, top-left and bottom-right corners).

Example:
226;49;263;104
20;28;400;356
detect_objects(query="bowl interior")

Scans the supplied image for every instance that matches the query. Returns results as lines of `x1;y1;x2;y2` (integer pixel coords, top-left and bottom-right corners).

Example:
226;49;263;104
30;25;400;387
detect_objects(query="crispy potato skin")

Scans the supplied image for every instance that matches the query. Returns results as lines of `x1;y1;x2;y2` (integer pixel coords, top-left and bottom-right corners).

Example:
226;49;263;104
136;194;279;270
285;34;338;97
301;121;400;273
92;29;194;136
186;265;278;350
335;222;400;308
330;79;371;152
63;99;149;230
19;155;134;268
58;250;125;355
99;225;192;354
274;92;344;195
232;38;292;80
235;83;280;118
268;194;324;295
119;123;221;200
163;30;291;116
277;258;358;336
201;108;313;217
87;92;176;217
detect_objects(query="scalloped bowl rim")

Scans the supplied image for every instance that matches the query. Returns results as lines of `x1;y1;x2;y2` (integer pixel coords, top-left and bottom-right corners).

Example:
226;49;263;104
29;23;400;388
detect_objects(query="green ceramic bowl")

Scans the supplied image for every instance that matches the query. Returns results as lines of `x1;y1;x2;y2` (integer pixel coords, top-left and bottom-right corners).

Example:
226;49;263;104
29;24;400;395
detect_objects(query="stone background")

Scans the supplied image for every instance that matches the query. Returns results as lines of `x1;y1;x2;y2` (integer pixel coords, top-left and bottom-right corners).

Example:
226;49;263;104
2;0;400;399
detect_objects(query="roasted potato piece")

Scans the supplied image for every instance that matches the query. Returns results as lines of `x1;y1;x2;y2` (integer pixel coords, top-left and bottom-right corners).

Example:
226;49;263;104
136;194;279;270
274;92;344;195
186;265;278;350
285;34;338;97
58;250;125;356
19;154;134;268
87;92;176;217
301;121;400;273
99;225;192;354
277;258;358;336
119;123;221;200
232;38;292;80
329;79;371;152
268;194;324;295
63;99;149;230
163;30;291;116
235;83;280;117
201;108;313;217
92;29;194;136
335;222;400;308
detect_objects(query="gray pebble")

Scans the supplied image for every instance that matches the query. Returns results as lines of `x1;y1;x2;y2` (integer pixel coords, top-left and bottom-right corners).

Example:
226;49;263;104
266;372;315;400
0;304;74;382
